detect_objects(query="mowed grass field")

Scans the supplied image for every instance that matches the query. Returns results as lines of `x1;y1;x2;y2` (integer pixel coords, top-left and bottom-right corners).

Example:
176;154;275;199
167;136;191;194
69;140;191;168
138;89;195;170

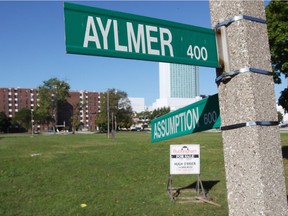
0;131;287;216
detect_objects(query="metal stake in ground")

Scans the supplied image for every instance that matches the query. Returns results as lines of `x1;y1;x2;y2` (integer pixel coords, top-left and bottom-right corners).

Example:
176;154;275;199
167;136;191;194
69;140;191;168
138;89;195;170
209;1;287;215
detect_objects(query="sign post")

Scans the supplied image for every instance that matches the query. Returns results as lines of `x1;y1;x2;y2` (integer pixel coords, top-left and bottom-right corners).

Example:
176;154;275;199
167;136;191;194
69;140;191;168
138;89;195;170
64;2;218;68
167;144;220;206
167;144;206;201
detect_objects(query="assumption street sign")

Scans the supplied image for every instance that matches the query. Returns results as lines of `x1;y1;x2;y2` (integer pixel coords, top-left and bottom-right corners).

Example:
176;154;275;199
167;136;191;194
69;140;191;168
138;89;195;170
64;2;219;68
151;94;221;143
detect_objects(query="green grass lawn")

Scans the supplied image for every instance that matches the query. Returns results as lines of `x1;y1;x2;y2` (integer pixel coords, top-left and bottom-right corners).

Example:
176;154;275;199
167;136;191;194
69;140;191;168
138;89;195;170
0;132;287;216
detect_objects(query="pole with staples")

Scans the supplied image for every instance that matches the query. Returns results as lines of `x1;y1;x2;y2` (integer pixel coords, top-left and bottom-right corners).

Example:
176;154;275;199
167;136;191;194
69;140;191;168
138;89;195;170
209;0;287;215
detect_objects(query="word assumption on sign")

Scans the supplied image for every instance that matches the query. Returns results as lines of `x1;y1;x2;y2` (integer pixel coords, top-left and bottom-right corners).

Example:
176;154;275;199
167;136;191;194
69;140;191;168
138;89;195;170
64;2;219;68
151;94;221;143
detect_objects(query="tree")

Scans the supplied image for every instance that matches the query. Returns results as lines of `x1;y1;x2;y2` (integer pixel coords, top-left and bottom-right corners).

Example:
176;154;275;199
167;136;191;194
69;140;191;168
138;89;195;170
116;91;133;129
96;89;133;131
96;91;110;132
150;107;170;120
278;88;288;113
13;108;31;131
266;1;288;111
278;111;284;123
33;108;53;129
37;78;70;132
0;112;10;133
70;102;82;133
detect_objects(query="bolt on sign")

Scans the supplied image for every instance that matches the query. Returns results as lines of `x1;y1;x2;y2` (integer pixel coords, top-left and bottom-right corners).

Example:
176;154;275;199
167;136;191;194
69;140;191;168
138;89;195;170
151;94;221;143
64;2;219;67
170;144;200;175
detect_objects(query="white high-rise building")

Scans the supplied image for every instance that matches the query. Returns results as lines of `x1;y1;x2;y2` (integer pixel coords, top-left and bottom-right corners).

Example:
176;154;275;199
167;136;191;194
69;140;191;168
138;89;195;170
159;62;199;99
152;63;201;111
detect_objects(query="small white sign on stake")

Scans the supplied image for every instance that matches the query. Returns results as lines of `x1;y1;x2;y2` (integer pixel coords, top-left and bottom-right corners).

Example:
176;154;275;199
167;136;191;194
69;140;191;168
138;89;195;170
170;144;200;175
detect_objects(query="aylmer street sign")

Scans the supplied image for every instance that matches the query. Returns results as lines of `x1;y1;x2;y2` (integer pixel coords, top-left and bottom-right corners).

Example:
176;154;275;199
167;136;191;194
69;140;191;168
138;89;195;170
64;2;219;68
151;94;220;143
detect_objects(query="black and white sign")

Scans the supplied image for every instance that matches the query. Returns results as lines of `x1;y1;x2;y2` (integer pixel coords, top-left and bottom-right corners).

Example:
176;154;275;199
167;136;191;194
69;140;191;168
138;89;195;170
170;144;200;175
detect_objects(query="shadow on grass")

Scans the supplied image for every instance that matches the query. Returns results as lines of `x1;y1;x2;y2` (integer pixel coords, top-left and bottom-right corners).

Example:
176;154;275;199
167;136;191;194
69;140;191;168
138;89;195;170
282;146;288;159
177;180;220;194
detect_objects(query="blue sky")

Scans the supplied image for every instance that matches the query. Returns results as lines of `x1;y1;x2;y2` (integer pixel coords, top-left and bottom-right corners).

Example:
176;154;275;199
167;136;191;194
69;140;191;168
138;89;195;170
0;1;285;107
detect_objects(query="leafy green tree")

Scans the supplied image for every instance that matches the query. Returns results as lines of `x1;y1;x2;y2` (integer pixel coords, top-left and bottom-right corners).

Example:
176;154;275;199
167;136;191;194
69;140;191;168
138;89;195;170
150;107;170;120
278;111;284;123
70;102;81;133
117;107;133;129
37;78;70;132
95;110;108;132
96;91;110;132
279;88;288;113
96;89;133;131
13;108;31;131
266;1;288;111
0;112;10;133
116;91;133;129
33;108;53;129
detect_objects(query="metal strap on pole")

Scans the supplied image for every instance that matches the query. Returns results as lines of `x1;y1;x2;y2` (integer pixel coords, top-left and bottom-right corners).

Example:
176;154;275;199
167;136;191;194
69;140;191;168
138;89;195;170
215;67;272;83
221;121;279;131
214;15;266;29
214;15;268;83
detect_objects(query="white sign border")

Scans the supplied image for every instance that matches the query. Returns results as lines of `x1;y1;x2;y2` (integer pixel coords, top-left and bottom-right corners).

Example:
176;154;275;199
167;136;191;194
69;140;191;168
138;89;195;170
170;144;200;175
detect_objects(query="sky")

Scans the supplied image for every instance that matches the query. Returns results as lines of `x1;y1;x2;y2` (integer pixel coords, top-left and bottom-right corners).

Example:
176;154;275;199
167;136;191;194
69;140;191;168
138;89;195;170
0;1;286;107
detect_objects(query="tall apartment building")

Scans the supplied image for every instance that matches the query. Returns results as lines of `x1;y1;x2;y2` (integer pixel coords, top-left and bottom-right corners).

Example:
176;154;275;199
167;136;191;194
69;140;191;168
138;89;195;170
0;88;38;118
159;62;199;99
0;88;100;131
152;63;201;111
78;90;101;130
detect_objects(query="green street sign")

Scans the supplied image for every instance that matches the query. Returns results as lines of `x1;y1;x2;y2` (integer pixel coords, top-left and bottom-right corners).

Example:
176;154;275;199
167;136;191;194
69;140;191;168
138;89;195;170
64;2;219;68
151;94;221;143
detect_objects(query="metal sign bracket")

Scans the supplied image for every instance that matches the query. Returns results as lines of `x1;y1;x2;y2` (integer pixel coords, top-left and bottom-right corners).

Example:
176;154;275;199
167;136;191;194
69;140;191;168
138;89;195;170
215;67;273;83
214;15;266;29
214;15;268;84
221;121;279;131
